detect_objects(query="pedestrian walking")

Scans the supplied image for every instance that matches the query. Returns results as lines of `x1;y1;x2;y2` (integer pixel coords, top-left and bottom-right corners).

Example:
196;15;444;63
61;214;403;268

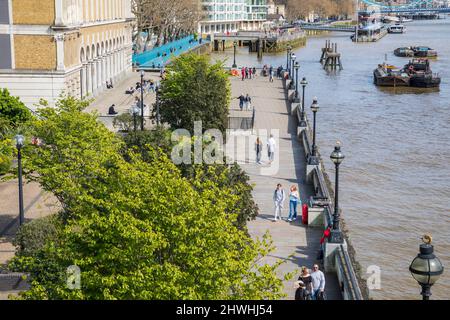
245;94;252;110
267;134;276;164
249;67;253;79
255;137;263;164
288;185;300;222
311;264;326;300
245;67;249;79
237;94;245;111
273;183;286;221
295;266;313;300
253;67;257;78
269;66;274;82
241;67;245;81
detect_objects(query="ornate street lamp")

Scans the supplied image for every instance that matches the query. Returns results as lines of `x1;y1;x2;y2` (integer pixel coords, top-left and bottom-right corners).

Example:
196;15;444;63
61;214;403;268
310;97;319;159
410;235;444;300
299;77;308;127
140;70;145;130
286;45;292;75
15;135;25;226
294;61;300;103
329;141;345;243
232;40;238;68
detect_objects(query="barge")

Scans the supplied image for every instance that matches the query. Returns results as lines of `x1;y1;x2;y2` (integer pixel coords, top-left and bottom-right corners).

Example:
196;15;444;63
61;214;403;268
374;59;441;88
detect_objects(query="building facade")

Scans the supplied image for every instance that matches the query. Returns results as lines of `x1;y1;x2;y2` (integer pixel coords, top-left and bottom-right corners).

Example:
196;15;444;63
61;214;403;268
0;0;134;108
199;0;268;34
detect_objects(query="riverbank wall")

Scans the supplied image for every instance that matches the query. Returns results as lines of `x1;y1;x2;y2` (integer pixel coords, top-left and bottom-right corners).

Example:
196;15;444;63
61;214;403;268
282;75;368;300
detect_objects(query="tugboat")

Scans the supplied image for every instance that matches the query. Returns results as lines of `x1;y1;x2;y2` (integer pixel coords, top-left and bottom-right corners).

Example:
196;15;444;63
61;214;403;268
394;47;414;57
404;59;441;88
373;64;410;87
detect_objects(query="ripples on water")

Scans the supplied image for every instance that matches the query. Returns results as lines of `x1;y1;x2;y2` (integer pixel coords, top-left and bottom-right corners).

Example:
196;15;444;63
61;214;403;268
212;19;450;299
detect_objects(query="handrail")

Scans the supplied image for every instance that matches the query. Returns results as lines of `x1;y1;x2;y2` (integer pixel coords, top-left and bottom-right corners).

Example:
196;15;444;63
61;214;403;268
337;245;364;300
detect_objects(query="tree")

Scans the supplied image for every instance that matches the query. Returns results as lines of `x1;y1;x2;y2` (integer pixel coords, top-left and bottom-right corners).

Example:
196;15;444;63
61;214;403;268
9;97;288;300
0;88;32;128
155;53;230;134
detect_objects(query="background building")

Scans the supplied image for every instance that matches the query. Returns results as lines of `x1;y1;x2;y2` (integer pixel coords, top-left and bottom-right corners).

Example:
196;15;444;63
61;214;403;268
199;0;268;34
0;0;134;108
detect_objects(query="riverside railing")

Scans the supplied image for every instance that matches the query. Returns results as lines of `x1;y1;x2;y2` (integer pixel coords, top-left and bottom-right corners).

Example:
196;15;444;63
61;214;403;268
284;71;364;300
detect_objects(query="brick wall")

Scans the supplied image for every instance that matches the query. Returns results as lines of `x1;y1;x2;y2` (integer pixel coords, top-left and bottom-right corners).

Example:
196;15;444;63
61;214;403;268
12;0;55;25
14;35;56;70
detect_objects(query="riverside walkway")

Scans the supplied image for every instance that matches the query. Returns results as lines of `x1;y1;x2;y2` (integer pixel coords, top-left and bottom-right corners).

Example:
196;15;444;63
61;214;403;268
230;75;341;300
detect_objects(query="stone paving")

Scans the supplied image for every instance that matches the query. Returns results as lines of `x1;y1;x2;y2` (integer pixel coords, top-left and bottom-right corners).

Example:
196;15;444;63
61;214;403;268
230;75;342;300
85;71;161;130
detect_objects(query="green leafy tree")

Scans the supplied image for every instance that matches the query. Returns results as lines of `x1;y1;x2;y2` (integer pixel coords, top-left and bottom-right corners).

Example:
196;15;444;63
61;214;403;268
154;53;230;133
0;89;32;174
9;97;288;300
0;88;32;127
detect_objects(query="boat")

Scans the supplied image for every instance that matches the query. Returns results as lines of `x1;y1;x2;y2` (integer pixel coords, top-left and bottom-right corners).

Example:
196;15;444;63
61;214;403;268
394;47;414;57
382;16;400;23
388;24;405;34
352;23;388;42
399;17;413;23
411;46;438;58
404;59;441;88
373;59;441;88
394;46;438;58
373;64;410;87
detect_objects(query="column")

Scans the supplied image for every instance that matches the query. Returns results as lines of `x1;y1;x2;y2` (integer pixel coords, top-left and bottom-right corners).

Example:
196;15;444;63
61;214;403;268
55;0;64;26
86;62;92;95
55;34;65;71
102;56;106;87
81;63;87;98
96;58;102;89
92;60;97;94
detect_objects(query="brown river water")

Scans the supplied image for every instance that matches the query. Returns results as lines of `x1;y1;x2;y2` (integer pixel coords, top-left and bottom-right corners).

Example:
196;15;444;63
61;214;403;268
212;19;450;300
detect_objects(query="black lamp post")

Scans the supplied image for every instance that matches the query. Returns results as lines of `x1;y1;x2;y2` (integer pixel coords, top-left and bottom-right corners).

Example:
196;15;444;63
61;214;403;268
409;236;444;300
294;61;300;103
131;105;140;139
15;135;25;226
300;77;308;126
155;88;161;126
140;70;145;131
310;97;319;158
329;141;345;243
286;45;292;75
232;40;238;68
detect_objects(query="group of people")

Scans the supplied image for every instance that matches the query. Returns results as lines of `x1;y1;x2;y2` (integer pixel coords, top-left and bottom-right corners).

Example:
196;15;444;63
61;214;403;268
255;134;276;165
295;264;326;300
241;67;257;81
236;94;252;111
272;183;301;222
261;65;284;82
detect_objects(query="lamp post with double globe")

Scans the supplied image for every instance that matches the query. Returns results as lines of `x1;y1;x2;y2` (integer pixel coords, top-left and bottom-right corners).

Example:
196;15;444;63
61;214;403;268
232;40;238;68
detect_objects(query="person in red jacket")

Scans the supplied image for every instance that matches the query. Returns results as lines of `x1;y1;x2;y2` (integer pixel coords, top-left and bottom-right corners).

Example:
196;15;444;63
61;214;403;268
320;226;331;245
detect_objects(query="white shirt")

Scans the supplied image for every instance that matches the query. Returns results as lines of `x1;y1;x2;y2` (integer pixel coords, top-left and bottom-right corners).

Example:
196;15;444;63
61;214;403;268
267;137;276;153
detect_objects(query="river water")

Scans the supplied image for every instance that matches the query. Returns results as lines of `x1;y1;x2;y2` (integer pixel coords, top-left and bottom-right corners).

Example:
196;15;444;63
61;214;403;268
212;19;450;300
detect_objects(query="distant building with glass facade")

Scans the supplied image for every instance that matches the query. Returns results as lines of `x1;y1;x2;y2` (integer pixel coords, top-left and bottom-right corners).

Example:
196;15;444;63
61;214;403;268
199;0;268;34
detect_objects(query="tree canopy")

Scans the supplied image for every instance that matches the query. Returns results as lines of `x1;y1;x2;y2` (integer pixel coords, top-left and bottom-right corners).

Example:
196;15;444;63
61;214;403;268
9;96;287;300
155;53;230;134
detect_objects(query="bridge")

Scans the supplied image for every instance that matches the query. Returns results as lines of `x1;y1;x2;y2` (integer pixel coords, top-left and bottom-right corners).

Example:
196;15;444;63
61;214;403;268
359;0;450;13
